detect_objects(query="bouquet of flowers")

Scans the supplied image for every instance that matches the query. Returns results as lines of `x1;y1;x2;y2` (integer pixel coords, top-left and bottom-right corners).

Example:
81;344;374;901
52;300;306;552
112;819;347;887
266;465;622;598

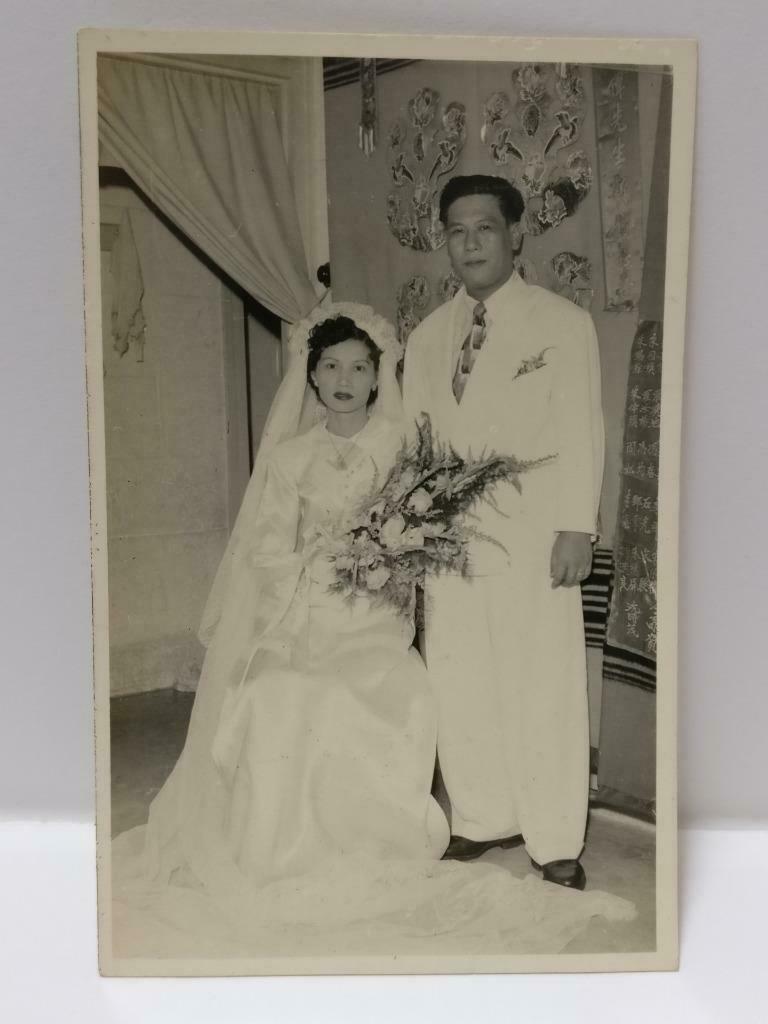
326;414;554;617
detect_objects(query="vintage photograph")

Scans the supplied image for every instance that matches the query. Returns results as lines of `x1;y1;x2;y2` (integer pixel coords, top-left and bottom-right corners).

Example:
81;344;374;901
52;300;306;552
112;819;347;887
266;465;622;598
79;31;695;975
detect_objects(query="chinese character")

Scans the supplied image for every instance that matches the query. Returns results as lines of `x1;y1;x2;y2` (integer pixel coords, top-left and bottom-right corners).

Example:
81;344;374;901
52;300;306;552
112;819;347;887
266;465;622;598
604;73;625;101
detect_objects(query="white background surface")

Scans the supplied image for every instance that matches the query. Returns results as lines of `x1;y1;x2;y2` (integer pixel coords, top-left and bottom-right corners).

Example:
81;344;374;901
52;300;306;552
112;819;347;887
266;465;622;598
3;824;766;1022
2;0;767;1017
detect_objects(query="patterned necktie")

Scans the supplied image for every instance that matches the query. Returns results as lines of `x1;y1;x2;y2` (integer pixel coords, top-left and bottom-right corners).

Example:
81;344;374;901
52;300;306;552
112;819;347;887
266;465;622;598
453;301;487;402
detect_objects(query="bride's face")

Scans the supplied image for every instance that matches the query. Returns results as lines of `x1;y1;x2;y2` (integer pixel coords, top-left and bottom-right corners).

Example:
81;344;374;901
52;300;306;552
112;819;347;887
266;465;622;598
311;338;378;415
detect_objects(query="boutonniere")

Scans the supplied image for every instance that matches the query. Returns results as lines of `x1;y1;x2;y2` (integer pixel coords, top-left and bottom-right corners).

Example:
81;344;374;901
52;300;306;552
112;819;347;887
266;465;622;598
512;347;552;381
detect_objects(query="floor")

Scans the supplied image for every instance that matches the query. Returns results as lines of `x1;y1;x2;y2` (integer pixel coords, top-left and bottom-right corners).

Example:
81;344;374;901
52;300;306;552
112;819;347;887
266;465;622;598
111;688;194;838
110;688;656;955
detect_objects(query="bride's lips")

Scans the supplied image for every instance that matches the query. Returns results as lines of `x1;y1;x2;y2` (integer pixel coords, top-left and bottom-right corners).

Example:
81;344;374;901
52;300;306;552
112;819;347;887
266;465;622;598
333;391;354;401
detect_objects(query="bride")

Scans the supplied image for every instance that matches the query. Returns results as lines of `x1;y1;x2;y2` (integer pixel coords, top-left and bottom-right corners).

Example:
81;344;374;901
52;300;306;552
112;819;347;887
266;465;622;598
111;303;634;962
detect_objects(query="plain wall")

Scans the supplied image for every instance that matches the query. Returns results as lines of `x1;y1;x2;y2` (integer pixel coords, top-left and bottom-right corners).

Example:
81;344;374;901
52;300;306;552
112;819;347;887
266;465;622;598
100;184;230;695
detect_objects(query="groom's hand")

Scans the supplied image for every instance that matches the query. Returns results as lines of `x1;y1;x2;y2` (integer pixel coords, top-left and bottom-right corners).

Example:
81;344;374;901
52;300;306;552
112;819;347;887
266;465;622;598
550;532;593;588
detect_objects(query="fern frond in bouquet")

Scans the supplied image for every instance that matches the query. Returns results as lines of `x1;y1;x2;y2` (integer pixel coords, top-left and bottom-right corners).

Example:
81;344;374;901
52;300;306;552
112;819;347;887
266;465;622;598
326;414;554;617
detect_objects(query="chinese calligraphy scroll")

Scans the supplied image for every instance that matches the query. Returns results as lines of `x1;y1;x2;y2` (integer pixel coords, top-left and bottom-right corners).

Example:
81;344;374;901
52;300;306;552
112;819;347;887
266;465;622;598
607;320;661;664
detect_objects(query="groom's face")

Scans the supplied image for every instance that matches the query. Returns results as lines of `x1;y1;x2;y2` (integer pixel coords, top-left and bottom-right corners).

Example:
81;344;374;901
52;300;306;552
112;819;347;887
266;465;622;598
443;194;522;301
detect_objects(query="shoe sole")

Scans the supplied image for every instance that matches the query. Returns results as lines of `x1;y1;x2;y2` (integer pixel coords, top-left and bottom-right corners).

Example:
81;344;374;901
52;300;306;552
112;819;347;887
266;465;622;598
529;858;587;890
443;835;525;862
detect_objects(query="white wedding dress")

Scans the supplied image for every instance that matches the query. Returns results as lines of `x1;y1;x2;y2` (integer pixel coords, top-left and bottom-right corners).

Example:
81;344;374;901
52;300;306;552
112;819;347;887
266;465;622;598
111;415;635;962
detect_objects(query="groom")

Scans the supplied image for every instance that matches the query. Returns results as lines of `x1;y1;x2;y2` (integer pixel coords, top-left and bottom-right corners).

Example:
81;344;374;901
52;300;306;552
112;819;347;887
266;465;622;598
403;175;604;889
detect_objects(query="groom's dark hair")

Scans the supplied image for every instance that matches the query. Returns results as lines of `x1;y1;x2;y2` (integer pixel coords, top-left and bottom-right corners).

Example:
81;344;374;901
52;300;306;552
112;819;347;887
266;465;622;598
439;175;525;227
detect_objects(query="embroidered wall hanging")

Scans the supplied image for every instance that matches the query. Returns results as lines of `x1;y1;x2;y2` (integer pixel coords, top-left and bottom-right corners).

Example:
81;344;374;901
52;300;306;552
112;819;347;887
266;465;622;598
514;257;539;286
438;270;463;303
358;58;377;157
386;88;467;252
481;64;593;236
396;275;431;344
551;251;594;310
594;68;644;311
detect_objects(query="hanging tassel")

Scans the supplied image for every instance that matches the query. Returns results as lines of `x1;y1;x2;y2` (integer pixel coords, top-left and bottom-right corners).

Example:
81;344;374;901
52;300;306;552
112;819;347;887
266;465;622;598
358;58;377;157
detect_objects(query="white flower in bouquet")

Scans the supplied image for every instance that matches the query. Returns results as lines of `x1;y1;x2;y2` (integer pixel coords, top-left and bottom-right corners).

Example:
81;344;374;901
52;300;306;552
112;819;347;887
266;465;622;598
365;566;391;591
402;526;426;548
351;533;378;565
380;514;407;548
407;488;433;514
428;471;453;495
393;468;419;499
423;522;448;538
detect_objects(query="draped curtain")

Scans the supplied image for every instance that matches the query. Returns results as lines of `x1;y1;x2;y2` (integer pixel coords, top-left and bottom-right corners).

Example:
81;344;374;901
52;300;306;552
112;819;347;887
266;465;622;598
97;55;318;323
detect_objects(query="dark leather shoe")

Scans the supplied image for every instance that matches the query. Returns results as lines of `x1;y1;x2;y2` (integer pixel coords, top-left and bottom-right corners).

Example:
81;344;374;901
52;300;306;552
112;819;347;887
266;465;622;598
530;857;587;890
443;833;524;862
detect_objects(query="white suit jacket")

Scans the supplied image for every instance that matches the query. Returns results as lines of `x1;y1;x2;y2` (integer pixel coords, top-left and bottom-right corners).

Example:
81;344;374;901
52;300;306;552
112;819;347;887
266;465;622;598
403;273;605;574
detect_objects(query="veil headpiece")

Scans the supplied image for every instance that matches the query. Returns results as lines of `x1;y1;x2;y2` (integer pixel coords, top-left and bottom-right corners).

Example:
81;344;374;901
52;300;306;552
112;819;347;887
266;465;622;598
198;301;404;645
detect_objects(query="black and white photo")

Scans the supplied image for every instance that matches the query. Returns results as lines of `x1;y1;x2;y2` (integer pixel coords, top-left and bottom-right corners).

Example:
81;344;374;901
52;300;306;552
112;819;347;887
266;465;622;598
78;30;695;975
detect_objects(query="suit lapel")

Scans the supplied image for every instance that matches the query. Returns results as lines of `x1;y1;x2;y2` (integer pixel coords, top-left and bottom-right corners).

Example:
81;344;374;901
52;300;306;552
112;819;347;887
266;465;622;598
455;276;537;425
427;292;467;433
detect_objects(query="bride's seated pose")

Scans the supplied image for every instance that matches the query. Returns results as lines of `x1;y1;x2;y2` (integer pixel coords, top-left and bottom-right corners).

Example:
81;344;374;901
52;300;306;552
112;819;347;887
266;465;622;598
111;303;634;960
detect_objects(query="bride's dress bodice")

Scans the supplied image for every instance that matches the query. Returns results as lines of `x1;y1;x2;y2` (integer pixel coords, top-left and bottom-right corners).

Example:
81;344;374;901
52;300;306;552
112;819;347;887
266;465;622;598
254;417;409;649
285;416;398;537
296;421;393;573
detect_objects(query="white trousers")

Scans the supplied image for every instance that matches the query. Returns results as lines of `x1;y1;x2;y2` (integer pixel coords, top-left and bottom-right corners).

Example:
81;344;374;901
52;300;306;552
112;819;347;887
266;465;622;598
425;558;590;865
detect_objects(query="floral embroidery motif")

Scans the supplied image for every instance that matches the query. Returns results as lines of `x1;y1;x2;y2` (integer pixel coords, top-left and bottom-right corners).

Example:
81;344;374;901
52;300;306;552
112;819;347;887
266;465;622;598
439;271;463;302
551;251;594;309
480;91;509;143
514;258;539;285
539;190;568;228
396;275;431;345
481;64;593;237
386;89;467;252
358;58;378;157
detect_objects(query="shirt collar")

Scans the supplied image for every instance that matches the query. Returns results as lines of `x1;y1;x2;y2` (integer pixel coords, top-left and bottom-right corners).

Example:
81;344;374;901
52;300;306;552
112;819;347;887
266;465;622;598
316;412;392;451
460;270;525;323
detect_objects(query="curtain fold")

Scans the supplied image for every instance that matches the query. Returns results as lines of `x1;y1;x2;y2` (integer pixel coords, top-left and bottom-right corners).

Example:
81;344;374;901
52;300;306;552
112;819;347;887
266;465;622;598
110;209;147;361
97;56;318;323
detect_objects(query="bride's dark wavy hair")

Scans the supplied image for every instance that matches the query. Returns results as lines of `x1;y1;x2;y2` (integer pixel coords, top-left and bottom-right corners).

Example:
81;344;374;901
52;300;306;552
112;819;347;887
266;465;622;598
307;315;380;406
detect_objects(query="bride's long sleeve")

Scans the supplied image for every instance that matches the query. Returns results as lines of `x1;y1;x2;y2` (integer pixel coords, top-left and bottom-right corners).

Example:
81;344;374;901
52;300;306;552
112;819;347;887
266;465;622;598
246;453;301;561
207;450;305;783
198;448;301;646
228;451;306;650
